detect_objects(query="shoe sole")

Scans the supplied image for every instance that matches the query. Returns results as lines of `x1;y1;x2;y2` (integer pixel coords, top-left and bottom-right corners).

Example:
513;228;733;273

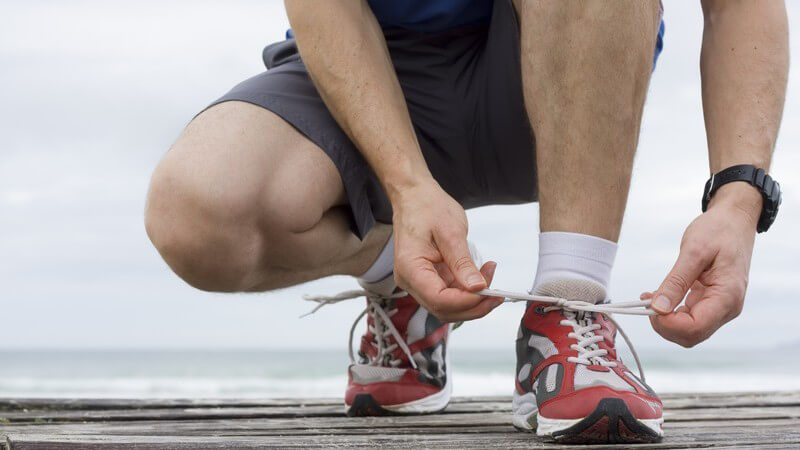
514;397;663;444
346;375;452;416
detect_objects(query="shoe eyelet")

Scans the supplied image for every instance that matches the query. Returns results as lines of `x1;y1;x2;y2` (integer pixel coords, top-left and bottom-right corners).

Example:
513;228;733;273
535;306;546;315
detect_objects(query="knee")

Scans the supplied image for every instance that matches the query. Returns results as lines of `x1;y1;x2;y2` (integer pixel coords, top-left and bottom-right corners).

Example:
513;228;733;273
145;155;264;292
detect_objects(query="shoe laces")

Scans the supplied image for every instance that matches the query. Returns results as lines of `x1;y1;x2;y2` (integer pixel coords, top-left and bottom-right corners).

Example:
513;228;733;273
480;288;654;382
301;289;418;369
560;309;613;367
302;287;654;381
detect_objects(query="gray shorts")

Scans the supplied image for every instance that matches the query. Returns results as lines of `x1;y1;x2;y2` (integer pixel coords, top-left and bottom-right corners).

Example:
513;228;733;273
207;0;536;239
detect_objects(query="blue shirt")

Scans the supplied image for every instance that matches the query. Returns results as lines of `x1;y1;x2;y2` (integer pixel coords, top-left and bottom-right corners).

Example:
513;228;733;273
366;0;666;67
367;0;493;32
286;1;665;66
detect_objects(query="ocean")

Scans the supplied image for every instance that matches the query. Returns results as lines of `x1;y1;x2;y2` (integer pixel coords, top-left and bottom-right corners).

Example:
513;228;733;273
1;348;798;399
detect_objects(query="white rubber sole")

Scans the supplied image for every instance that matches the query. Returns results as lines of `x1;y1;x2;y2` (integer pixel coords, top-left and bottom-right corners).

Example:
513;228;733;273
382;374;452;413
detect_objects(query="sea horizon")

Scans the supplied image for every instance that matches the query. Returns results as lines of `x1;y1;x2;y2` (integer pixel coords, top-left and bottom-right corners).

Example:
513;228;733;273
2;347;798;399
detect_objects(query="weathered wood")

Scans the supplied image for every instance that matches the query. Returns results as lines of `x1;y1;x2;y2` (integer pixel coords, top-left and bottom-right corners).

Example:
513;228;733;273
1;392;798;449
1;390;797;411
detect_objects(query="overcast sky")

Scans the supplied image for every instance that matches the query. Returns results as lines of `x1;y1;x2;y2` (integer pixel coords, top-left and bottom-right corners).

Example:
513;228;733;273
1;1;798;352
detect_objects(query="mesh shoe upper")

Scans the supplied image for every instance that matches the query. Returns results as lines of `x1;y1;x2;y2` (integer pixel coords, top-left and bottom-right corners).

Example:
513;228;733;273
515;279;662;421
344;276;450;407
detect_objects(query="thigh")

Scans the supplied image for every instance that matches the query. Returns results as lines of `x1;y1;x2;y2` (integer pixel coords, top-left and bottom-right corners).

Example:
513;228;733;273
208;58;392;239
154;100;346;234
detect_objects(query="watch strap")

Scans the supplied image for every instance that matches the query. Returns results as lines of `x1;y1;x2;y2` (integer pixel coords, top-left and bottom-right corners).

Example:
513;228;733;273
702;164;781;233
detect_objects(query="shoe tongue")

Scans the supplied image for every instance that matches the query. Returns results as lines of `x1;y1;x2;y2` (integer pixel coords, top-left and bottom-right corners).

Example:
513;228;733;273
358;273;397;298
532;279;607;305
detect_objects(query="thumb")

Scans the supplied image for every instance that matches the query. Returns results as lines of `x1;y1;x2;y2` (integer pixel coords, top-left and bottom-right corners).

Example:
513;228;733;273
652;244;713;314
435;231;486;291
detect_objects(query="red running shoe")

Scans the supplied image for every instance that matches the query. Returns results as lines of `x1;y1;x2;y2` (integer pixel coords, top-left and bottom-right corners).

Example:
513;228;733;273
340;275;453;416
511;279;663;443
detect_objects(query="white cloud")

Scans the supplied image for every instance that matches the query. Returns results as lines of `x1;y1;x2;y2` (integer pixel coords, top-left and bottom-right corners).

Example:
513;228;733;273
0;1;798;351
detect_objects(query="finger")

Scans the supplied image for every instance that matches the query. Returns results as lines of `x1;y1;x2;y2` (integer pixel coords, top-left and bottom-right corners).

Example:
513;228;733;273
481;261;498;287
650;295;725;347
402;257;488;316
437;296;504;322
431;262;504;322
405;261;503;321
434;230;486;291
685;281;706;309
651;242;716;314
443;260;498;289
640;291;654;300
434;261;457;287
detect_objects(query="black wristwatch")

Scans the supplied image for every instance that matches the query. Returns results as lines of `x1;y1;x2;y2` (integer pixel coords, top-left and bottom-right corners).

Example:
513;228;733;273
702;164;782;233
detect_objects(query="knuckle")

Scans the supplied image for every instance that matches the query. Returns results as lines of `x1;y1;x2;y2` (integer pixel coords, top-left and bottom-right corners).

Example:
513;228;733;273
683;327;706;347
729;301;744;320
438;225;465;244
684;242;706;261
426;300;441;313
736;278;748;296
453;255;474;272
665;272;691;293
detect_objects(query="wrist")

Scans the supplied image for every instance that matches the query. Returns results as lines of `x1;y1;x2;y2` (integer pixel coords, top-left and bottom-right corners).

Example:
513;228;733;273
707;182;763;226
384;170;438;204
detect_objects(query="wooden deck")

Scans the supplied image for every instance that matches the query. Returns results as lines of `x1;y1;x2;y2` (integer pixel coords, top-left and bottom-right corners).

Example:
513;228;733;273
1;391;799;449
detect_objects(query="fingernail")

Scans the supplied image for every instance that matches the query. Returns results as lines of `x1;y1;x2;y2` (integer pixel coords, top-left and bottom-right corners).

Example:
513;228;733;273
653;295;671;313
467;274;484;287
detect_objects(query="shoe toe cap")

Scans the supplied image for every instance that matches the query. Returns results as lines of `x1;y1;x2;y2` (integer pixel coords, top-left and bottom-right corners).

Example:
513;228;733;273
539;386;663;420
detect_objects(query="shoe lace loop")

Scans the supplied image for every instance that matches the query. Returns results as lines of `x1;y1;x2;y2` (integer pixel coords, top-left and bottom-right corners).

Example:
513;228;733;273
301;290;419;370
480;288;654;382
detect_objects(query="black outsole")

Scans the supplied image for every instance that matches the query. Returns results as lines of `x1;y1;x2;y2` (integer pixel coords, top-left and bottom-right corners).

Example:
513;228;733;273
550;397;662;444
346;393;447;417
346;394;396;417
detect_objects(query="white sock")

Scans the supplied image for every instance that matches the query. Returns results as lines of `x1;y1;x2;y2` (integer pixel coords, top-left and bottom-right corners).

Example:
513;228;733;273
532;231;617;302
358;234;394;283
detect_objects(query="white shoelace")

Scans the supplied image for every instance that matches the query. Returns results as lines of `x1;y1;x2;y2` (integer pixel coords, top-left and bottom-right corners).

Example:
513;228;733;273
303;288;655;382
480;288;654;382
301;290;419;369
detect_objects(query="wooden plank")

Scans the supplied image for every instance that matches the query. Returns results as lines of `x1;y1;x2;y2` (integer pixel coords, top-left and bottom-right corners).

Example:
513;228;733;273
2;391;797;411
2;393;799;449
2;417;799;446
1;409;799;437
2;390;799;423
4;426;800;450
3;400;799;424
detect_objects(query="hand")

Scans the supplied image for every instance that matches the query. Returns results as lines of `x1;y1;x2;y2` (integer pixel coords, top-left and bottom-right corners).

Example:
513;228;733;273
391;179;504;322
645;183;761;347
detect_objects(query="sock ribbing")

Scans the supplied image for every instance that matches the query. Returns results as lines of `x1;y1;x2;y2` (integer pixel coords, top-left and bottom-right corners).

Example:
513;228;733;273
532;231;618;301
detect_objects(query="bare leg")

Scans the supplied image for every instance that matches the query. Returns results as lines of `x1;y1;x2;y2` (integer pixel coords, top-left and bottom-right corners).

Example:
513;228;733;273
514;1;661;242
145;101;391;292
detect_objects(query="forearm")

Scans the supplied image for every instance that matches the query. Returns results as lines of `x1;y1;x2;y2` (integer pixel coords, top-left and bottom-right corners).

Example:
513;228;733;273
284;0;433;202
700;0;788;214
